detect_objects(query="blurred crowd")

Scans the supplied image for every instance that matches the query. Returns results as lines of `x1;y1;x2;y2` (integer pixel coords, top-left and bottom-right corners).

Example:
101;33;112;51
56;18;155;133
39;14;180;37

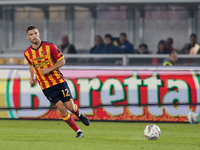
59;33;200;55
0;32;199;66
44;32;200;66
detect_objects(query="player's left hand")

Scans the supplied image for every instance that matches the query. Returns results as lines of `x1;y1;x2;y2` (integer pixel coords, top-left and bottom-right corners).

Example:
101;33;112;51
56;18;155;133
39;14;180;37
40;68;51;75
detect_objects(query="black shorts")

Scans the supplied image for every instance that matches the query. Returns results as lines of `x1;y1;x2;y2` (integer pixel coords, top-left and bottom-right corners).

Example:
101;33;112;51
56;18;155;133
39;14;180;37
42;81;73;105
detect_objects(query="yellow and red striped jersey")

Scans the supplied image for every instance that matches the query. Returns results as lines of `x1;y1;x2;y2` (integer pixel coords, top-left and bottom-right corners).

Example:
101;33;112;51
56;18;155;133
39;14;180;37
24;41;65;90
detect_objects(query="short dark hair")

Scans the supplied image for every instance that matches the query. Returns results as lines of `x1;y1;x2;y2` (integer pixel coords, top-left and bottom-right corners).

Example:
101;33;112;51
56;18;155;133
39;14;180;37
104;34;113;40
120;32;127;37
167;37;173;44
26;26;38;33
169;50;177;55
139;43;148;49
95;35;103;43
190;33;197;38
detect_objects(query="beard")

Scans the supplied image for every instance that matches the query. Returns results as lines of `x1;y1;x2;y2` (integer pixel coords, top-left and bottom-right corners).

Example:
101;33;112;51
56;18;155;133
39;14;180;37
30;38;39;45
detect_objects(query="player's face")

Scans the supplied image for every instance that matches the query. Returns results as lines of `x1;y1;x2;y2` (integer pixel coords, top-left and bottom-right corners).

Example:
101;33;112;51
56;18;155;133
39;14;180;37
27;29;40;45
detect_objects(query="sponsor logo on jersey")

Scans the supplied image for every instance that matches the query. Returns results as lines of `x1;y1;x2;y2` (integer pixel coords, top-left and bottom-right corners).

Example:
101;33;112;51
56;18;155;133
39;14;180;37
33;60;51;68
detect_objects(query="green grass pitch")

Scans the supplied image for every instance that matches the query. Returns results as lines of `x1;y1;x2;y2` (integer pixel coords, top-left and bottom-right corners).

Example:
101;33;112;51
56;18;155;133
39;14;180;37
0;120;199;150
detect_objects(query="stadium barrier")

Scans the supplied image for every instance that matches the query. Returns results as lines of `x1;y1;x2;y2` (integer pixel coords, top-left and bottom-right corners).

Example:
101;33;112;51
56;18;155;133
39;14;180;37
1;54;200;66
0;65;200;122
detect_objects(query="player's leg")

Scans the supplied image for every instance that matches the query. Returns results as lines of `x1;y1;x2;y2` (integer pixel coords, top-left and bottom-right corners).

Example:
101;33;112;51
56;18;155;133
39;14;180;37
55;100;84;138
64;100;90;126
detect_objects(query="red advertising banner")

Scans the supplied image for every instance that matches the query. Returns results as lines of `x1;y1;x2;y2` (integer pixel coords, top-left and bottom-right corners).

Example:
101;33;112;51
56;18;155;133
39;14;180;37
0;68;200;122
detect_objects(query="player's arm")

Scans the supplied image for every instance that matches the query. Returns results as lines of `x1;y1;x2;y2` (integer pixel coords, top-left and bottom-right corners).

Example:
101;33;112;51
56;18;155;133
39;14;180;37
24;52;36;85
40;58;65;75
29;64;36;85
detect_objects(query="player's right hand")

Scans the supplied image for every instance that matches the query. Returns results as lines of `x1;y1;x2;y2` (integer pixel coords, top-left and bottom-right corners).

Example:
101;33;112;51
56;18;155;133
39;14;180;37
30;78;36;86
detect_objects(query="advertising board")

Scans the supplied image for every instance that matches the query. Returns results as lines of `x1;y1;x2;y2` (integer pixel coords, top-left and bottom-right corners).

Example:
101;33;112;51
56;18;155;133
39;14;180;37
0;67;199;122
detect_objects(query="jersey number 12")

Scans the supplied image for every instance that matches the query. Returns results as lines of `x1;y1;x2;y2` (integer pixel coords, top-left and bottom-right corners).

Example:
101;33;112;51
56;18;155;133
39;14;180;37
61;89;70;97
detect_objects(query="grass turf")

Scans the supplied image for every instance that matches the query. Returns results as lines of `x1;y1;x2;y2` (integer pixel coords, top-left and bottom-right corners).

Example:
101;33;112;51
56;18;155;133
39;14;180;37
0;120;199;150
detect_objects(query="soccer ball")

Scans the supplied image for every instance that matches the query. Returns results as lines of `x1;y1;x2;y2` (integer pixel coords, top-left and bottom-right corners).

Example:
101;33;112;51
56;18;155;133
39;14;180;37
187;112;199;124
144;124;161;140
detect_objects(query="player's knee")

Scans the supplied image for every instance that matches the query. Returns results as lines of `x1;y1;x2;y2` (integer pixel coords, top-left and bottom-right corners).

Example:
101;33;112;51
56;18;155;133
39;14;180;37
64;101;76;112
59;107;68;117
67;106;74;112
59;106;66;113
69;104;77;113
55;101;68;116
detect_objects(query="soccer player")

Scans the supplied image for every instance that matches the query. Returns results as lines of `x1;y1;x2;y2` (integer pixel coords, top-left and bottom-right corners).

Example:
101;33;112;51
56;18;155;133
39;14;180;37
24;26;89;138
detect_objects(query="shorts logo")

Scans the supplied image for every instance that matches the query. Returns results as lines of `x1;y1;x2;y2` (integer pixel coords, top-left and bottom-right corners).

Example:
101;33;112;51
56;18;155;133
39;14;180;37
48;97;52;101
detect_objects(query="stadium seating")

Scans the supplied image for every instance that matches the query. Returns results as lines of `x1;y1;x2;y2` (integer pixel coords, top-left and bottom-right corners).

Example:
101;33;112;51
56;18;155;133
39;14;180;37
6;58;19;65
0;58;4;64
20;58;28;65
